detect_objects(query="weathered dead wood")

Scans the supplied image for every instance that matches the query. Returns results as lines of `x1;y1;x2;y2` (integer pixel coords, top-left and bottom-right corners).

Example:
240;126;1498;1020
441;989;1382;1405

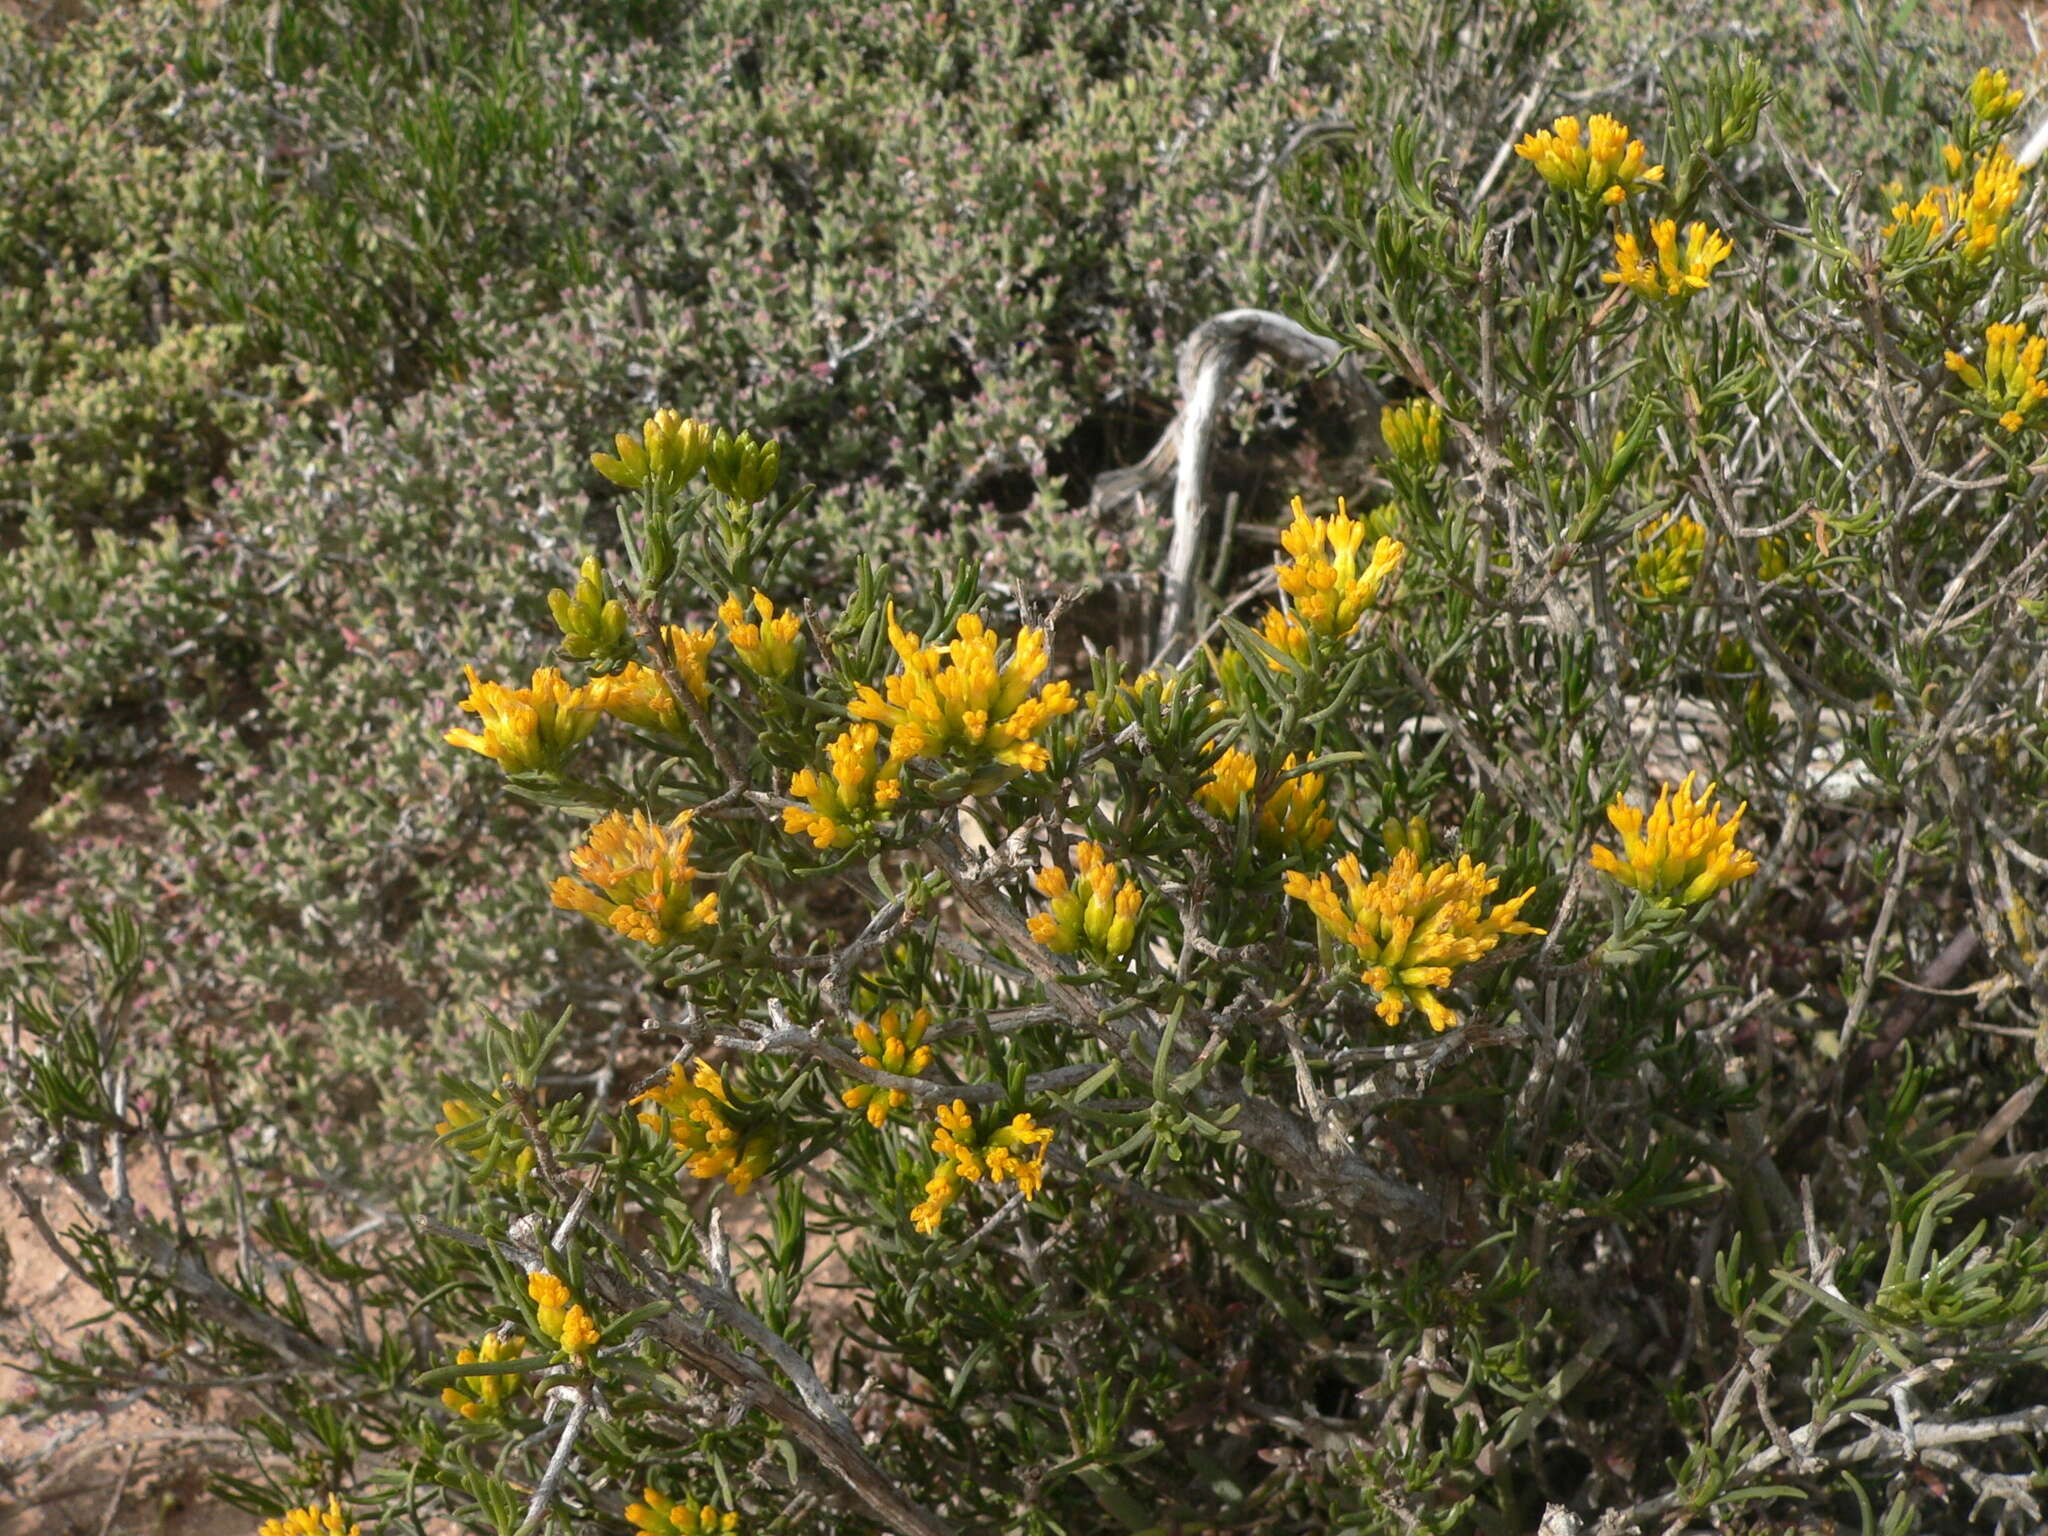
1092;308;1380;653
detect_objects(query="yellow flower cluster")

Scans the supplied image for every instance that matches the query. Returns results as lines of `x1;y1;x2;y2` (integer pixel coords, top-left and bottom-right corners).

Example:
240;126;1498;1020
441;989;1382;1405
1515;113;1666;205
527;1272;599;1361
910;1101;1054;1234
1945;321;2048;432
1028;841;1143;962
1285;849;1541;1031
1590;772;1759;905
1259;496;1406;663
849;605;1077;774
593;408;713;494
1970;67;2025;125
843;1006;935;1128
627;1488;741;1535
1380;398;1443;470
633;1059;776;1194
258;1499;359;1536
1603;220;1734;304
589;626;718;737
782;723;902;850
719;590;802;680
440;1329;527;1420
1886;143;2023;262
1635;514;1705;599
1196;749;1334;854
445;666;602;774
551;811;717;946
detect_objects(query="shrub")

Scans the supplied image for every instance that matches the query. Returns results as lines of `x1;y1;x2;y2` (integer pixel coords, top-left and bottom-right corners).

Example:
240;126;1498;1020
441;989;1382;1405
6;4;2048;1536
0;0;1352;795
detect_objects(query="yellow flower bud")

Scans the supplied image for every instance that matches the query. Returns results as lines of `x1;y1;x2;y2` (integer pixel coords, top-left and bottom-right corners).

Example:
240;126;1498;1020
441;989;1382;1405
592;409;713;495
439;1330;526;1420
842;1007;935;1128
1380;398;1443;471
1970;67;2023;124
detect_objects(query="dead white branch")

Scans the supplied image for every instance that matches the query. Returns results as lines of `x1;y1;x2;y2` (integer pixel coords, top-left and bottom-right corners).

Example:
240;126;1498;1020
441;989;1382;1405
1092;308;1379;654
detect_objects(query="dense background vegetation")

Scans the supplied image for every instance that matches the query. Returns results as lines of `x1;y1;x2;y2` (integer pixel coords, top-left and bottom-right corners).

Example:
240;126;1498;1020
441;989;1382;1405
4;2;2046;1533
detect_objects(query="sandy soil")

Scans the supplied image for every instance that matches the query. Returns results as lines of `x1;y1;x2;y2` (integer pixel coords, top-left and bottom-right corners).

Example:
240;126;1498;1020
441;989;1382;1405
1;1171;252;1536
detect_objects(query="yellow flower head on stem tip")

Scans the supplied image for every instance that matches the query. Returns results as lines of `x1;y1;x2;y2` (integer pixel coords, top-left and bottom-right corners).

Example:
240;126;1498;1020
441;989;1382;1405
441;1330;527;1419
585;625;716;736
1886;144;2022;261
627;1488;743;1536
909;1159;961;1235
848;604;1077;774
1514;113;1665;204
1197;749;1333;853
1196;747;1258;821
1602;220;1733;303
1028;841;1142;961
985;1111;1055;1199
719;590;803;680
551;810;717;947
1285;848;1542;1031
586;662;676;736
632;1059;776;1194
913;1100;1054;1232
1589;771;1760;905
1274;495;1407;644
783;722;902;850
444;666;602;774
665;625;719;703
1971;67;2024;124
843;1006;935;1128
435;1095;483;1138
1259;755;1336;853
258;1497;360;1536
1945;321;2048;433
592;408;714;492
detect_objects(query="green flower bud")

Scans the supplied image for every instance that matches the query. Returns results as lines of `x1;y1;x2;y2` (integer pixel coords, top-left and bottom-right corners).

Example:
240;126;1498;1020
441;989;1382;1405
1380;814;1431;860
706;429;782;506
548;556;631;663
641;509;678;593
